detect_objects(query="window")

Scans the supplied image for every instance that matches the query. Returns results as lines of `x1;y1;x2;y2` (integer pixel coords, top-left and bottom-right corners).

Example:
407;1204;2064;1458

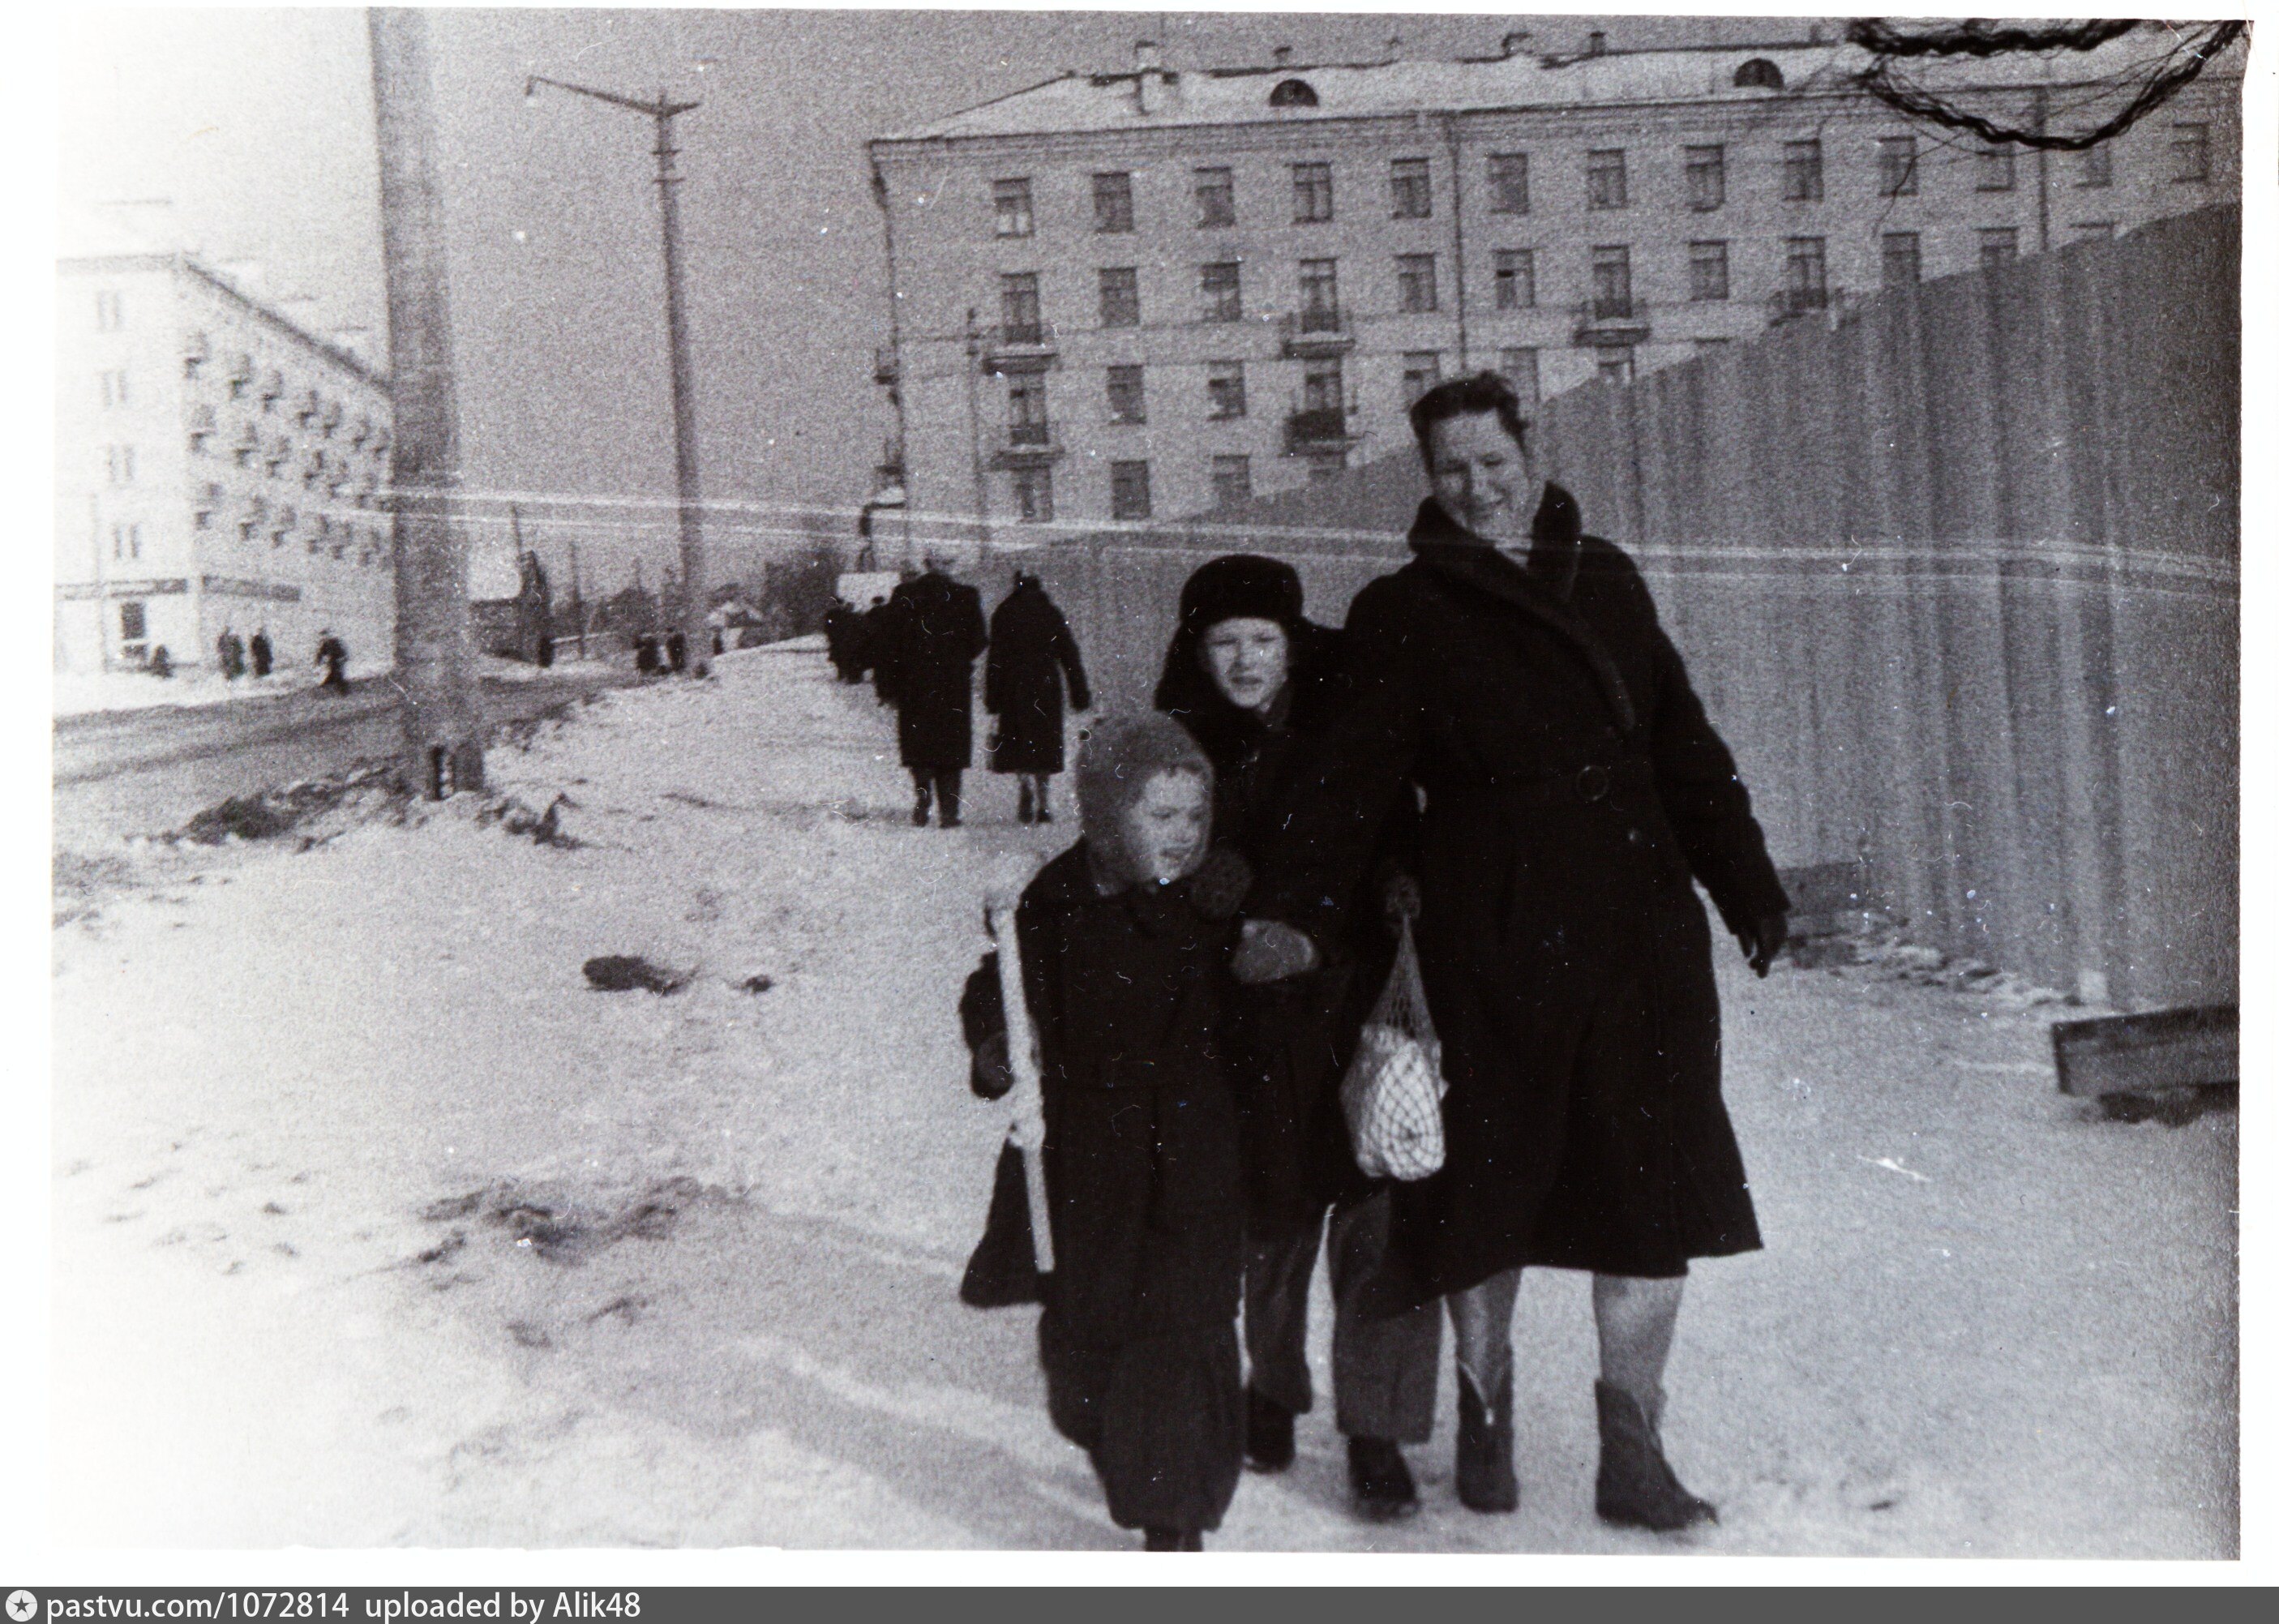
1008;375;1049;443
1390;156;1432;219
2172;122;2210;183
1689;241;1729;302
1977;144;2016;192
1785;237;1829;307
992;178;1034;238
1685;145;1726;211
1269;78;1318;109
1012;466;1053;524
1093;172;1134;234
1493;248;1536;311
1292;161;1333;223
110;521;142;561
193;482;221;530
1590;246;1633;319
1106;365;1146;424
1110;461;1152;521
1300;358;1343;415
1878;136;1917;197
1297;259;1339;327
2074;221;2117;242
1401;351;1442;406
1882;231;1921;287
1206;360;1247;420
1200;261;1242;322
1098;267;1140;328
1195;166;1236;227
94;290;124;332
1498;347;1540;408
1978;227;2020;269
1395;253;1438;314
98;370;129;409
103;444;135;485
1784;139;1823;201
2076;144;2113;188
999;272;1041;340
1587;149;1628;211
1597;349;1635;386
1307;455;1345;484
1487;152;1530;215
1210;454;1252;509
1733;58;1784;90
118;602;147;643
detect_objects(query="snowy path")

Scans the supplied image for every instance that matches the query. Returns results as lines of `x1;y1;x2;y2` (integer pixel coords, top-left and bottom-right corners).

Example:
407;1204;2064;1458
49;645;2235;1554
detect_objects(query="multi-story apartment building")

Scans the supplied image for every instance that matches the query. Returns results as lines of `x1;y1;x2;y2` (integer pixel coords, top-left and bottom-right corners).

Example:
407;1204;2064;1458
867;32;2242;536
54;251;395;675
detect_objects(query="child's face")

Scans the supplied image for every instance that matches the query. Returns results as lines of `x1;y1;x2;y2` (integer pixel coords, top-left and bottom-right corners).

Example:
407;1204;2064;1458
1200;617;1289;713
1120;770;1210;885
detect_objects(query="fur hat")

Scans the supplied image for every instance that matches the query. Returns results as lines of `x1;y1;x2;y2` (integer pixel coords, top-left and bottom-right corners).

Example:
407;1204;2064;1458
1175;554;1304;641
1074;714;1214;882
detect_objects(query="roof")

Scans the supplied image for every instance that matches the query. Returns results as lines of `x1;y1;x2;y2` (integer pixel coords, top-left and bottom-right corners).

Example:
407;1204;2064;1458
876;32;2239;144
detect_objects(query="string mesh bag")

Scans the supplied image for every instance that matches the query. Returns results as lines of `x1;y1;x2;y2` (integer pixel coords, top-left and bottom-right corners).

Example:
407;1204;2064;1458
1339;915;1447;1182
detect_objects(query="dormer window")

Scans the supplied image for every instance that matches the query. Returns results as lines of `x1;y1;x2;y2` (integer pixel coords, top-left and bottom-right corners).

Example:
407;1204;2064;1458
1268;78;1318;109
1733;58;1784;89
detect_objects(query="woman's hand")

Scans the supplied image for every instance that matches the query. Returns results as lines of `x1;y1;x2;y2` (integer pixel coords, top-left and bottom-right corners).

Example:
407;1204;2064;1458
970;1031;1013;1100
1737;910;1789;978
1232;918;1319;984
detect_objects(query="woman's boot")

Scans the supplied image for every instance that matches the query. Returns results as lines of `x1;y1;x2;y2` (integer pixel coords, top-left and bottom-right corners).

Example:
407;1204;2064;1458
1594;1381;1716;1531
1344;1437;1419;1521
1142;1527;1200;1551
1454;1365;1519;1513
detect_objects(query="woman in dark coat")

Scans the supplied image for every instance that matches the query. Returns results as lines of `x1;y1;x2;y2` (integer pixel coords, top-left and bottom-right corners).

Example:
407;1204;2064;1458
878;555;988;826
985;572;1091;823
1154;555;1441;1518
1239;373;1789;1531
959;717;1245;1548
313;630;350;694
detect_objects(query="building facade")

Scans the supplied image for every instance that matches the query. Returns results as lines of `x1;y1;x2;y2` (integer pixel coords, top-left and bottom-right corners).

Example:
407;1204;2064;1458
54;253;395;675
867;33;2243;537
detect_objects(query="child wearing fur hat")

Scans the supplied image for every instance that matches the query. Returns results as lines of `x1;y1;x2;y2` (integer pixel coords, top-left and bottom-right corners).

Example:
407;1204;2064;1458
958;714;1249;1549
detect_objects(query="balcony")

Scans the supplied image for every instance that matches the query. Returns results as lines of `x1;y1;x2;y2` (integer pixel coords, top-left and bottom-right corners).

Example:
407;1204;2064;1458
1768;285;1836;324
1573;298;1651;348
873;344;899;386
1280;306;1353;358
1284;405;1360;455
990;422;1062;467
982;322;1057;374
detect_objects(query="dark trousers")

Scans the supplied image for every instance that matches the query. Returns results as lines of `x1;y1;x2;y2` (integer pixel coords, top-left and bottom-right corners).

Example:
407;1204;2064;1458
1244;1189;1443;1445
910;768;963;825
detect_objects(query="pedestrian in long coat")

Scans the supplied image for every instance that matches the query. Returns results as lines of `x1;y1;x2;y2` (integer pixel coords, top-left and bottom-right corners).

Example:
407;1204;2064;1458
984;572;1091;823
958;717;1245;1548
216;628;246;680
1154;554;1437;1519
1237;373;1789;1531
879;556;987;826
314;630;350;694
249;628;273;679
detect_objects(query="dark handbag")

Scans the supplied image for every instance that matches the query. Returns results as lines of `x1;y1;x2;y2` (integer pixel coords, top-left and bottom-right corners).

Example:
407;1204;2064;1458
960;1134;1050;1308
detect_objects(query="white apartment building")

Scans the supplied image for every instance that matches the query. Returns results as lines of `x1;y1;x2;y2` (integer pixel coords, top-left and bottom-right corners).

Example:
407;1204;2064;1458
866;31;2243;538
55;251;395;675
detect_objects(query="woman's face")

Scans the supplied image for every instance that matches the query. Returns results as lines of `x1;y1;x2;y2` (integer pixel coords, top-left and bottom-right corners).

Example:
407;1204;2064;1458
1119;770;1210;885
1200;617;1289;713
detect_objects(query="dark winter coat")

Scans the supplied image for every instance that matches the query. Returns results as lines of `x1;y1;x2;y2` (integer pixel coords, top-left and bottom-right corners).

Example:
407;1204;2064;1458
959;843;1245;1533
1252;486;1788;1299
1155;614;1400;1234
877;572;987;769
315;636;350;692
984;579;1091;775
248;632;273;679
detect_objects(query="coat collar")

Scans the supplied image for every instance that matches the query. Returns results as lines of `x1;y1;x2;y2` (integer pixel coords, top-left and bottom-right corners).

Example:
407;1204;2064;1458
1407;485;1639;735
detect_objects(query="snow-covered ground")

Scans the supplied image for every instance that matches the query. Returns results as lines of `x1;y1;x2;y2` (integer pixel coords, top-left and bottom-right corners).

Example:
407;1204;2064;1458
53;655;628;720
48;643;2237;1555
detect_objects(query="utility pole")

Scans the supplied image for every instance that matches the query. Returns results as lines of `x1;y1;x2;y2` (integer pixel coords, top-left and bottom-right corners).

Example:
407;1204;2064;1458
568;534;586;658
369;6;483;796
526;74;708;676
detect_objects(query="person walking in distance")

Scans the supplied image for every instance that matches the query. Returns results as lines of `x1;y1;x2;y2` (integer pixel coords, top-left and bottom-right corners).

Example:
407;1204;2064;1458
1235;374;1789;1530
249;626;274;679
314;628;351;695
984;571;1091;824
216;626;246;681
1154;555;1438;1519
880;549;987;827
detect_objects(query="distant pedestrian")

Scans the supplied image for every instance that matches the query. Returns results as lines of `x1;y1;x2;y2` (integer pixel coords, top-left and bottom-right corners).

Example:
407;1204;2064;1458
216;628;246;681
876;550;987;827
666;628;688;674
634;633;662;676
713;628;725;658
249;628;274;679
984;571;1090;824
148;645;173;679
537;633;555;669
824;602;863;683
314;629;350;694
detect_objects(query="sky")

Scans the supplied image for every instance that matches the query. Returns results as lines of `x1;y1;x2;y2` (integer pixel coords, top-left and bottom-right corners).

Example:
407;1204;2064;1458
58;6;1827;589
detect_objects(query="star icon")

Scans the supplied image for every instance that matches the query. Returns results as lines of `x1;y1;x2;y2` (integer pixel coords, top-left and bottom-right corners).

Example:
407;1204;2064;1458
6;1592;38;1623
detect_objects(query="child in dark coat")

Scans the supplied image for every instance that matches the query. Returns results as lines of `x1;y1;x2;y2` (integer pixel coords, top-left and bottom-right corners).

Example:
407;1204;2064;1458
960;715;1249;1550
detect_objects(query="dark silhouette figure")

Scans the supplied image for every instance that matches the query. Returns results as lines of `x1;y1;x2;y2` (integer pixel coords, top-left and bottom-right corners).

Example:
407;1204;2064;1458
249;628;274;679
314;630;350;694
